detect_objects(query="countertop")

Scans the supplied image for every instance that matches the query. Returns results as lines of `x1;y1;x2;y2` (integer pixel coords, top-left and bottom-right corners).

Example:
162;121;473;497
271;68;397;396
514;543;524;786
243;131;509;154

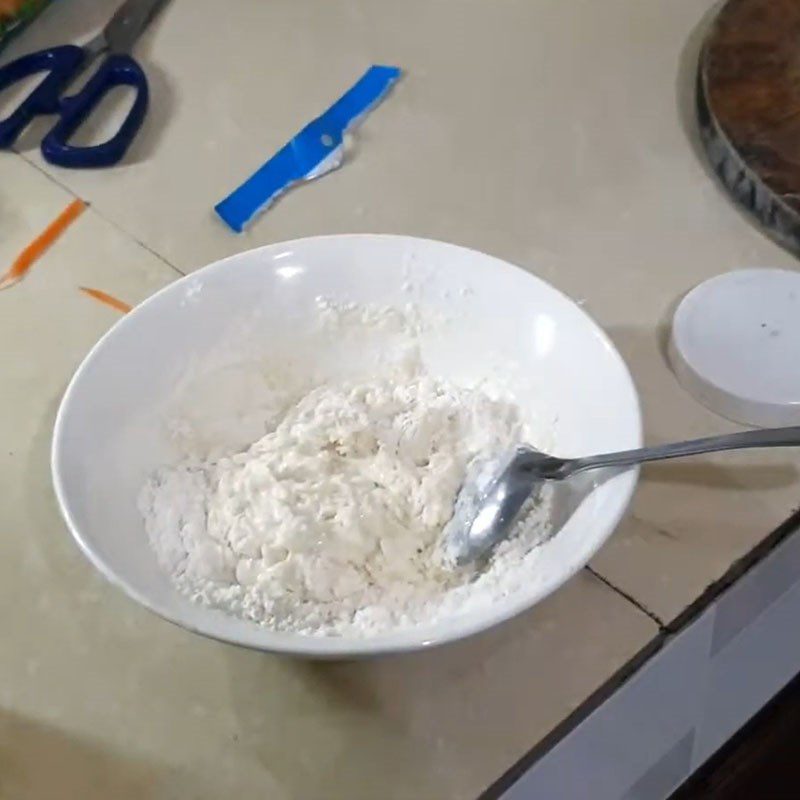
0;1;797;797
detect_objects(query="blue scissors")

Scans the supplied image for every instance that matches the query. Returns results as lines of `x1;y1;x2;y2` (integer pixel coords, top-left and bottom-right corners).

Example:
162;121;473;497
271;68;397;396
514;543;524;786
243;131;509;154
0;0;168;168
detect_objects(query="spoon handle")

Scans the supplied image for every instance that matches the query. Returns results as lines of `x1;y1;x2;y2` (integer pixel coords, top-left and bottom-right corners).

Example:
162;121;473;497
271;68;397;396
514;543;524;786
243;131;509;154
559;425;800;478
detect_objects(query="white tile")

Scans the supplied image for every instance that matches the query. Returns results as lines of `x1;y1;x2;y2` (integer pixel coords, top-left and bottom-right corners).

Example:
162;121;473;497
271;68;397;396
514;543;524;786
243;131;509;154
505;611;714;800
693;534;800;766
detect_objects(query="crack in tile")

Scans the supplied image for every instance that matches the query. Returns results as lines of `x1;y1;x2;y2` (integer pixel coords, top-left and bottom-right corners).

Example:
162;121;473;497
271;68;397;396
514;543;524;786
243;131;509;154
585;566;666;629
11;150;186;280
631;514;680;542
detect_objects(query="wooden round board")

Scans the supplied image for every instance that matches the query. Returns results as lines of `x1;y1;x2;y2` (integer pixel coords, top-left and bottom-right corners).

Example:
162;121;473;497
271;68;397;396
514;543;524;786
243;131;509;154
698;0;800;255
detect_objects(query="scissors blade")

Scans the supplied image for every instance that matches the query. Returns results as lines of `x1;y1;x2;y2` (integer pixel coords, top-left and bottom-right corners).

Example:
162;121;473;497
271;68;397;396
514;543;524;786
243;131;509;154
102;0;169;54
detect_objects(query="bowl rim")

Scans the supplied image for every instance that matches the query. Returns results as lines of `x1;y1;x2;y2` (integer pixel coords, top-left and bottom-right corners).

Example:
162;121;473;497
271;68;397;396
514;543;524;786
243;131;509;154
51;234;642;658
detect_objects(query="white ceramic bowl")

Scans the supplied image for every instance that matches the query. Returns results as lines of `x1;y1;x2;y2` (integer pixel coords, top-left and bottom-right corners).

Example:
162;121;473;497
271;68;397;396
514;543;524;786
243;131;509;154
52;235;641;658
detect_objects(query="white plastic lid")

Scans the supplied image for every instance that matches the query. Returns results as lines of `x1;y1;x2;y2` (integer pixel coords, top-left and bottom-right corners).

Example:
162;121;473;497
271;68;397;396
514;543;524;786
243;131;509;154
669;269;800;428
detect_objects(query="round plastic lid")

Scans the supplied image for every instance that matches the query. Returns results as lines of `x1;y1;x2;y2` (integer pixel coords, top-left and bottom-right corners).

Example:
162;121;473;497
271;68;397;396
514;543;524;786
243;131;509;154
669;269;800;428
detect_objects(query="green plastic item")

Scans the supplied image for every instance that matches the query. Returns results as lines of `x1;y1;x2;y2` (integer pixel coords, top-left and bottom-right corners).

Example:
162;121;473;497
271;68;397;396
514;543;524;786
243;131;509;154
0;1;54;53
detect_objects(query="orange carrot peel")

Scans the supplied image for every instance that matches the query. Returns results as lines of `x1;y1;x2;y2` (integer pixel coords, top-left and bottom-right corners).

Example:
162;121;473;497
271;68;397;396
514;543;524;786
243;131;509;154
0;198;86;291
79;286;132;314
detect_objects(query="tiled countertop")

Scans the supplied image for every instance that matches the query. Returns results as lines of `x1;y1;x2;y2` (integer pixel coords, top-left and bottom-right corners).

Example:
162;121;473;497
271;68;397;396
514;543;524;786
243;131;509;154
1;1;798;797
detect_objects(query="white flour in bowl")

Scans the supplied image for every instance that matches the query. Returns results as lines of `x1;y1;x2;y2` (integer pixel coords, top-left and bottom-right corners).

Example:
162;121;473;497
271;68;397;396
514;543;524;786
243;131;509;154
139;301;553;637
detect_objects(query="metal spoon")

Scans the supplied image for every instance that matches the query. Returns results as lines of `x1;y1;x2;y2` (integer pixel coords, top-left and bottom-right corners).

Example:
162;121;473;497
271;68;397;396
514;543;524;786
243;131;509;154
441;426;800;567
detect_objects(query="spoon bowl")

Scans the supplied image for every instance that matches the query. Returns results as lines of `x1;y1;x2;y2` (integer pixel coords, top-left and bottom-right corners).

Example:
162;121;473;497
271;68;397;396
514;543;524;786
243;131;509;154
443;426;800;566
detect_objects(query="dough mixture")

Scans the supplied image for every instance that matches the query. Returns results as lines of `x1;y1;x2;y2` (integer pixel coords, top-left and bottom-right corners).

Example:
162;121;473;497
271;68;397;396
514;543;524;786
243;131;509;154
140;302;552;636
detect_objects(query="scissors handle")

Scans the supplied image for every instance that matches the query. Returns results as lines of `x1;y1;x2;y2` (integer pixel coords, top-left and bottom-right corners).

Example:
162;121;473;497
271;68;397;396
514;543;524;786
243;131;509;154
42;54;149;168
0;45;86;149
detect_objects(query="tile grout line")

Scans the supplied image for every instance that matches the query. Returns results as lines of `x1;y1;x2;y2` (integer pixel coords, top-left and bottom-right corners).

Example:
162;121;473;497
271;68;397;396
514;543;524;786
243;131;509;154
585;565;666;628
85;202;188;279
12;150;188;280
